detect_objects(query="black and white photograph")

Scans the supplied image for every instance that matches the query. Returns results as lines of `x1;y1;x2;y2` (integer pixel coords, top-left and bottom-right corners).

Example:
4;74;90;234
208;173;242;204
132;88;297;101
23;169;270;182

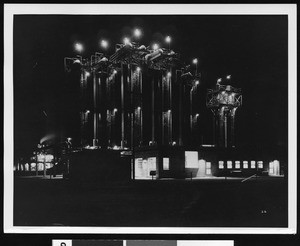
3;4;297;234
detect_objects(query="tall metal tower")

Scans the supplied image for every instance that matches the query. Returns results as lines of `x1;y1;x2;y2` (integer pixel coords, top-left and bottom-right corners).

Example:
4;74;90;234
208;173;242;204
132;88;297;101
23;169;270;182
206;84;242;148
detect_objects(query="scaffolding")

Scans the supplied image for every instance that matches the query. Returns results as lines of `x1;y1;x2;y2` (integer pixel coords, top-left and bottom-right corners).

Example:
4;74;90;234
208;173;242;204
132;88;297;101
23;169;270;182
207;84;242;148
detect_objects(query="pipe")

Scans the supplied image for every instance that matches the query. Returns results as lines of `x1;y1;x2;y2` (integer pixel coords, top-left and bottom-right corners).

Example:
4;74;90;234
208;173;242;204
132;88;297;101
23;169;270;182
169;71;172;143
140;71;143;145
151;77;155;143
230;108;237;147
161;74;165;145
92;70;98;146
121;65;125;149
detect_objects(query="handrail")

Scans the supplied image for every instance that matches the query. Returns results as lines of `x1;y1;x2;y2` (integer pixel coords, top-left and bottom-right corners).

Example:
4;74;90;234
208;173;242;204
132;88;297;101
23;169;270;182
241;174;257;183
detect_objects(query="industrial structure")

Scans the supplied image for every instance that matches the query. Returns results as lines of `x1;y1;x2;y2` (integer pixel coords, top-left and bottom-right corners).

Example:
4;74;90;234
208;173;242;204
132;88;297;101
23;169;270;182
206;83;242;148
16;31;282;180
64;40;198;150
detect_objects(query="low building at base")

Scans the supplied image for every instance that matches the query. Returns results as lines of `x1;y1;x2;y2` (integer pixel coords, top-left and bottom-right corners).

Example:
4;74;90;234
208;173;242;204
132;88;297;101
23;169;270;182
134;146;284;180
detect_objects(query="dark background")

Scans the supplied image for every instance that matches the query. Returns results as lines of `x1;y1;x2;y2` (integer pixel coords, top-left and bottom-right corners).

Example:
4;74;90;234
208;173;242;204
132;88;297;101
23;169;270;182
13;15;288;159
3;0;297;245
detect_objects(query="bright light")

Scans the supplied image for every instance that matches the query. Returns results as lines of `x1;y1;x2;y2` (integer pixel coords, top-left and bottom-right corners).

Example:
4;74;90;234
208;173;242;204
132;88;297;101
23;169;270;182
123;37;130;45
113;69;117;74
86;110;90;113
85;71;90;77
100;39;108;49
196;113;199;117
195;80;199;85
67;137;72;141
167;72;172;77
73;59;81;65
226;74;231;80
137;106;141;110
168;109;171;113
152;43;159;50
134;28;142;38
74;42;83;53
217;78;222;83
165;36;171;43
136;67;141;72
192;58;198;64
114;108;118;113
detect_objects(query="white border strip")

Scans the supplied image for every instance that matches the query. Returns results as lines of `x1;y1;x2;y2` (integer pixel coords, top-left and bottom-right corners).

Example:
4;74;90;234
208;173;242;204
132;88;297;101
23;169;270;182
177;241;234;246
287;3;297;234
3;4;297;15
3;4;297;234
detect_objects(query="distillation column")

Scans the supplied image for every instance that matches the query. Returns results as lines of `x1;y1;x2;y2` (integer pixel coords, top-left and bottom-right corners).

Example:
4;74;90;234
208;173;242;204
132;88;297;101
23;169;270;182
207;84;242;148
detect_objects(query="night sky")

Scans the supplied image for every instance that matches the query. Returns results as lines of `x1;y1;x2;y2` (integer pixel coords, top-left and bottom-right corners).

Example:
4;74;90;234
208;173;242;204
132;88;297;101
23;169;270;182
13;15;288;158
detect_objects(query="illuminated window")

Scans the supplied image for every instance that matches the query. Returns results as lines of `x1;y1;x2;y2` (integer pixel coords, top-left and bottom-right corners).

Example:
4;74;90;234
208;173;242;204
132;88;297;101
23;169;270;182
148;157;156;169
31;163;37;171
135;158;143;168
243;161;248;169
258;161;263;169
273;160;280;175
185;151;199;168
251;160;256;169
219;161;224;169
163;158;169;170
235;161;240;169
24;163;29;171
134;158;143;178
227;160;233;169
269;161;274;174
269;160;280;176
206;162;212;175
38;163;44;171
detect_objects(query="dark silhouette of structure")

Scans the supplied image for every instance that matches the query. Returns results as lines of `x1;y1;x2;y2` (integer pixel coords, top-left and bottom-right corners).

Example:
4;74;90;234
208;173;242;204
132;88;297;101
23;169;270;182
61;39;283;181
206;84;242;148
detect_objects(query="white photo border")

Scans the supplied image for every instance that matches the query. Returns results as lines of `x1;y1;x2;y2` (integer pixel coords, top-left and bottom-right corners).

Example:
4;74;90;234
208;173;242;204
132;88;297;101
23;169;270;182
3;3;297;234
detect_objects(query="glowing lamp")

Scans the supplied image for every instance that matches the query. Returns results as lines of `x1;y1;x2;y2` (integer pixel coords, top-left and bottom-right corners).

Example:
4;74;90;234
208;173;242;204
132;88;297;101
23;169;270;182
152;43;159;50
74;42;83;53
100;39;108;49
165;36;171;43
134;28;142;38
123;37;130;45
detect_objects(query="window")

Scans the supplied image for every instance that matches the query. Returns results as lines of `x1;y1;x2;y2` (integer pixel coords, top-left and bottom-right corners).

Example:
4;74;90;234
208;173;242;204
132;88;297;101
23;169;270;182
163;158;169;170
24;163;29;171
270;160;280;176
269;161;274;174
227;160;233;169
251;160;256;169
135;158;143;168
206;162;212;175
148;157;157;171
219;161;224;169
185;151;199;168
134;158;143;178
235;161;240;169
258;161;263;169
243;161;248;169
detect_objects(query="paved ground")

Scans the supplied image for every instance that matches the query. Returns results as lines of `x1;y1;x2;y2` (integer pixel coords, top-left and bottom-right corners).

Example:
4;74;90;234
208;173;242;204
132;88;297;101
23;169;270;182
14;176;288;227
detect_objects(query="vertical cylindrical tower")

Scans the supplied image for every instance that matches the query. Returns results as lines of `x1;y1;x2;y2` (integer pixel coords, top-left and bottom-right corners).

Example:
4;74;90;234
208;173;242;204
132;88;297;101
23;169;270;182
206;84;242;148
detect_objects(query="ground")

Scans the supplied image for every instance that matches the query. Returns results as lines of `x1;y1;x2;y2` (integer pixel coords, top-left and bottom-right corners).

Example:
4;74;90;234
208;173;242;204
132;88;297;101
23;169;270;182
14;176;288;227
